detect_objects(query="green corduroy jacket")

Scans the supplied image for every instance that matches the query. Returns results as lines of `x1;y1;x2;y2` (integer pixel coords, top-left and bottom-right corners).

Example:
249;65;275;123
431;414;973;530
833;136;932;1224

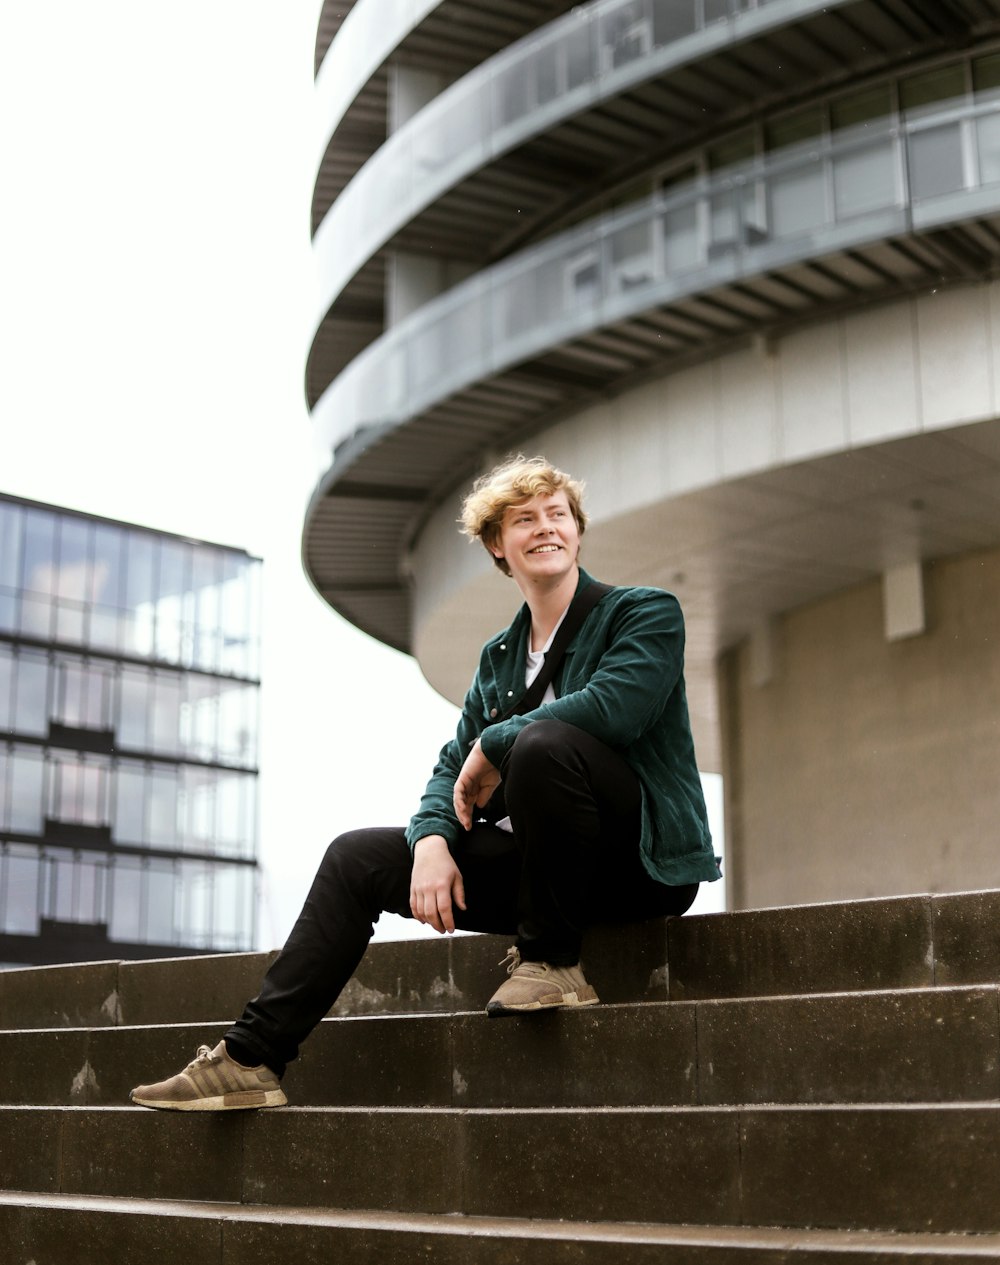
406;569;719;888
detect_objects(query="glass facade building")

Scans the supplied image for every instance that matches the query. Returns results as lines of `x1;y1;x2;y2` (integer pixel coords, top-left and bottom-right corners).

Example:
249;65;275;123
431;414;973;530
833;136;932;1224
0;492;261;965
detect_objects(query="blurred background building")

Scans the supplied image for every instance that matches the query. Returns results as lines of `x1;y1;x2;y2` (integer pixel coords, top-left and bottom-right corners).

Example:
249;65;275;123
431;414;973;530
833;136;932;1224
0;493;261;964
303;0;1000;910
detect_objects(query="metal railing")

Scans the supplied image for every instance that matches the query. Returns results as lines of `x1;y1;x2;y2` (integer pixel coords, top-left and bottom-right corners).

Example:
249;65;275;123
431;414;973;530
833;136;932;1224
312;0;835;318
311;93;1000;464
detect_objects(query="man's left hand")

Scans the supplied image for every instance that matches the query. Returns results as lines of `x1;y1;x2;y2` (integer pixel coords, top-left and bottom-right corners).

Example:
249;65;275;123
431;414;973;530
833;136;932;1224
453;739;501;830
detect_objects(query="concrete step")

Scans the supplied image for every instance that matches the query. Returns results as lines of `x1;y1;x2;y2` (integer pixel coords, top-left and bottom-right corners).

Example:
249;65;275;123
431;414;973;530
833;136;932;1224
4;1102;1000;1234
2;889;999;1030
2;985;998;1109
4;1192;1000;1264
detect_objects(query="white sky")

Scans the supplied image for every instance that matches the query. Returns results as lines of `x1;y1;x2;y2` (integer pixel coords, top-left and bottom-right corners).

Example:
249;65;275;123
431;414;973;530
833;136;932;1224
0;2;722;949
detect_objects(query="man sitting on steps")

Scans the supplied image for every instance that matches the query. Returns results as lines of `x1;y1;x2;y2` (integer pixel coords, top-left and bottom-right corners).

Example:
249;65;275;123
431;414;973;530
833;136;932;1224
131;454;719;1112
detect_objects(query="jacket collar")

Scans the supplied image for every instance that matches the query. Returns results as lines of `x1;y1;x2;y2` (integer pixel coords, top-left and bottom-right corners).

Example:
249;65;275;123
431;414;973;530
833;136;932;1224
489;567;597;651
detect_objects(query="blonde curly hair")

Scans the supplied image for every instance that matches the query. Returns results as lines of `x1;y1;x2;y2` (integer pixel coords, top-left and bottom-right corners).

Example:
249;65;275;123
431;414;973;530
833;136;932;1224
460;455;587;576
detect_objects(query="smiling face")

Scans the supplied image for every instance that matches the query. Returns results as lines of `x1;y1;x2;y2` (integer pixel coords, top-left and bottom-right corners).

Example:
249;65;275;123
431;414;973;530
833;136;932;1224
489;490;581;592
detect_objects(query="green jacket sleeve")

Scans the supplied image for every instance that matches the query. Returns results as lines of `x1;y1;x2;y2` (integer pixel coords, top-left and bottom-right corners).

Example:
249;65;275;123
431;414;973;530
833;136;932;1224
478;589;684;769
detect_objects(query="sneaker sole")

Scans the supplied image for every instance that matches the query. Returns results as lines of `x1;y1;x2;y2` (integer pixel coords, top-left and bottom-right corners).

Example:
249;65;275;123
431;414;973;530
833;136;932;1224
485;988;600;1018
129;1088;287;1111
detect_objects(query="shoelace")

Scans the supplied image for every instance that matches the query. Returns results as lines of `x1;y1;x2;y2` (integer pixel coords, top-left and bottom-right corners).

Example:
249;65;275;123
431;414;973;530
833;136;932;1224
185;1044;217;1072
498;947;552;978
499;946;521;975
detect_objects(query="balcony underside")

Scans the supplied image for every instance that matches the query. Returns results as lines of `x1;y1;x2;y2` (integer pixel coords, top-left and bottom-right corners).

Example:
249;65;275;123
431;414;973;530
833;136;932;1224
307;0;1000;405
302;210;1000;659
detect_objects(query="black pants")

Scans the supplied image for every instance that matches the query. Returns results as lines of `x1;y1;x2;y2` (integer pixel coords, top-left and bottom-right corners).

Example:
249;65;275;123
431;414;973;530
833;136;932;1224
226;720;698;1074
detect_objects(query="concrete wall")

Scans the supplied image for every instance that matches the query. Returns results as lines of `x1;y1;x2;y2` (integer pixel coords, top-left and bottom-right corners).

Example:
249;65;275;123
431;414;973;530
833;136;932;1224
409;279;1000;782
721;545;1000;910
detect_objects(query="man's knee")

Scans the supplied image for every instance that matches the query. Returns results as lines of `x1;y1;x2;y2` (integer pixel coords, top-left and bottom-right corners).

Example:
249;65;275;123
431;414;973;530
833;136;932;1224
319;827;410;883
504;719;582;795
508;718;575;764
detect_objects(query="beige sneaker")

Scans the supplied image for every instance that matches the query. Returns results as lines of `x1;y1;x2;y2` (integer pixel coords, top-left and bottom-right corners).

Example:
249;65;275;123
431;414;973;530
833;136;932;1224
130;1040;287;1111
486;947;600;1017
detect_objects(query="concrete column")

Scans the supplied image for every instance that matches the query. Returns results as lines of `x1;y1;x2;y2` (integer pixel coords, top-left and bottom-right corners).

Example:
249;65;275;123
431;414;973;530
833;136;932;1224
387;64;445;133
883;562;926;641
386;252;476;327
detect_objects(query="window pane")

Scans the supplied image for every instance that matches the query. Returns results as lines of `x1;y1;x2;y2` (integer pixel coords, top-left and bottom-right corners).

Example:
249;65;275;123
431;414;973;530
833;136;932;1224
90;524;126;652
55;518;92;598
217;771;254;854
150;672;182;756
600;3;652;74
54;518;91;643
118;667;150;749
191;547;222;672
20;510;57;638
3;845;41;934
769;163;828;236
109;857;141;941
145;862;176;943
220;556;251;675
218;682;257;767
114;761;146;843
0;645;12;731
0;502;24;631
13;651;49;737
662;197;700;271
212;864;253;949
9;748;44;832
565;21;595;90
907;125;966;199
22;509;57;594
73;853;107;923
652;0;696;44
48;753;102;824
155;540;191;666
54;658;113;731
44;848;74;922
80;761;109;824
704;0;734;22
147;768;179;847
181;675;219;762
177;860;213;946
833;139;898;217
978;113;1000;185
182;765;217;850
608;218;655;293
124;533;156;657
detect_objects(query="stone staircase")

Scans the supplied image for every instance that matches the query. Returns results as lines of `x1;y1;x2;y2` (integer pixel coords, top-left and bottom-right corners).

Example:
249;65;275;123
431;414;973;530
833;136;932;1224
3;890;1000;1262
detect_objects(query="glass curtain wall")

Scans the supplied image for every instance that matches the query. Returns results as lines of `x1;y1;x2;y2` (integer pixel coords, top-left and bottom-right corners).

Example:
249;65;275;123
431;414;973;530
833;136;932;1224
0;496;261;960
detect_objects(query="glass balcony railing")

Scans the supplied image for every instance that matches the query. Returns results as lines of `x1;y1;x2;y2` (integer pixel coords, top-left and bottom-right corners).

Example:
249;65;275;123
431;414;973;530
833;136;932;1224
312;0;836;315
311;93;1000;464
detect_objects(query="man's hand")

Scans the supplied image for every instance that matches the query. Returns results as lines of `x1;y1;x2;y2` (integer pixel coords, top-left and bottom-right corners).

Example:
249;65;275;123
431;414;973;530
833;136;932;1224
410;835;466;934
453;739;501;831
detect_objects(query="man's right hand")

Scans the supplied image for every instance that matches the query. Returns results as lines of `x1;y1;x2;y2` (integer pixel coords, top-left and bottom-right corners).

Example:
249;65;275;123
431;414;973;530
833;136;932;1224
409;835;467;934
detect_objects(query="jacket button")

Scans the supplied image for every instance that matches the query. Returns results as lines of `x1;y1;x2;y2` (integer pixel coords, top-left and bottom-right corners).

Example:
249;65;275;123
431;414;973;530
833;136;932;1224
507;690;514;697
489;707;497;718
500;643;506;650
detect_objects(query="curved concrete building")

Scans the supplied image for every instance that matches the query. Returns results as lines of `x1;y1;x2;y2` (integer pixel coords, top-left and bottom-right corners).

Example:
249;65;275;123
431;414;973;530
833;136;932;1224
304;0;1000;910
